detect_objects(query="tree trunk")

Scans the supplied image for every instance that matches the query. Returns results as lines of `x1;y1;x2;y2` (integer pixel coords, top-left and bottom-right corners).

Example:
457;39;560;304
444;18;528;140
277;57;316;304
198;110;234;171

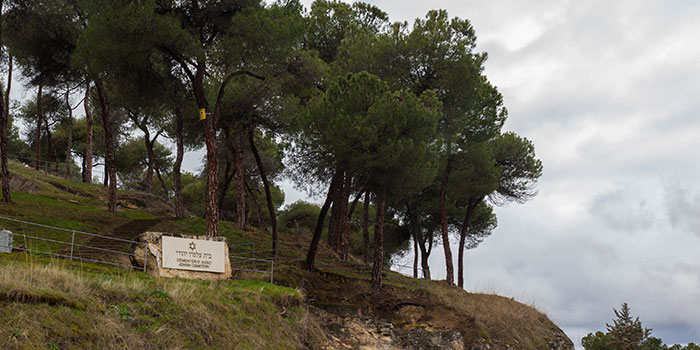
419;234;432;280
218;160;234;217
413;233;419;278
81;155;85;181
457;199;480;288
405;201;419;279
0;54;11;203
233;128;246;230
34;84;43;170
371;187;387;290
248;130;279;259
45;122;57;174
439;156;455;284
84;81;93;184
305;173;341;269
203;113;220;236
243;177;264;228
328;171;350;253
184;59;220;236
362;191;370;264
339;174;352;259
172;107;185;217
64;91;73;179
142;127;154;192
95;79;117;213
155;167;168;200
347;188;364;219
219;159;236;217
327;172;342;249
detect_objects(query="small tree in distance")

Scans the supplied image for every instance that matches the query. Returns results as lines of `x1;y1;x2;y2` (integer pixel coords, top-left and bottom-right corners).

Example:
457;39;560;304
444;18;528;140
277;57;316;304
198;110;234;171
606;302;651;350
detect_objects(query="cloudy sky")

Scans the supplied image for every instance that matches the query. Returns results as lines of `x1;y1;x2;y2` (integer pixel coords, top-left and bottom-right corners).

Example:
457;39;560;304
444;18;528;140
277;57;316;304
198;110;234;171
290;0;700;347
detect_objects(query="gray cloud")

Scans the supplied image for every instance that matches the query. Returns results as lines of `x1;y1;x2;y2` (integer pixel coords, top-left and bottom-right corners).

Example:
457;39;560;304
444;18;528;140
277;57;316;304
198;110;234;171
337;0;700;346
663;179;700;236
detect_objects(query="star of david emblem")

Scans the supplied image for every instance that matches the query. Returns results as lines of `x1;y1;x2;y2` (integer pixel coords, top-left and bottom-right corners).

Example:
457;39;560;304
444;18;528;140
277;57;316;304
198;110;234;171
189;242;196;251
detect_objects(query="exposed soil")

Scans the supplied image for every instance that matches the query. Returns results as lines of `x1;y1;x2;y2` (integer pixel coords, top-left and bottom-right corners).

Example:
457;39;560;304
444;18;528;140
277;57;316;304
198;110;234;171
70;218;170;268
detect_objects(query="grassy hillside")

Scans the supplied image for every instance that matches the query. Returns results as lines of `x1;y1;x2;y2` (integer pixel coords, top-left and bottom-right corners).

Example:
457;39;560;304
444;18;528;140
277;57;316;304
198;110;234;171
0;254;316;350
0;161;573;350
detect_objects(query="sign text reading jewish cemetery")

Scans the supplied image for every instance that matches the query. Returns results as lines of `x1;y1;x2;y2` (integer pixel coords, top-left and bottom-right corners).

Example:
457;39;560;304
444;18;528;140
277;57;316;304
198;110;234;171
162;236;226;273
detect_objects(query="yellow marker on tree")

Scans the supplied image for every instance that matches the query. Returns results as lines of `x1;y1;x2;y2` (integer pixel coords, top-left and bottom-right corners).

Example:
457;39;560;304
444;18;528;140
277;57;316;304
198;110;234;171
199;108;206;120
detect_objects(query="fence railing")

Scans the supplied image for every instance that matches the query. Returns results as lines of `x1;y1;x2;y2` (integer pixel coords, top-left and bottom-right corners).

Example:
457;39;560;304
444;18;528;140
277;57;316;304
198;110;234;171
1;214;430;288
0;215;147;272
228;240;431;288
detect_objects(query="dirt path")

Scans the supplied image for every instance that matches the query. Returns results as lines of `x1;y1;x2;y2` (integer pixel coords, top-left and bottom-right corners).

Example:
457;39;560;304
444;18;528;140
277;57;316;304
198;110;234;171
71;218;168;268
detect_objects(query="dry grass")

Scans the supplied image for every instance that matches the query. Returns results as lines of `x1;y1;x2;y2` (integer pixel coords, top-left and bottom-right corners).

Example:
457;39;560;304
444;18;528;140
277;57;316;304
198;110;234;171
427;283;560;349
0;253;315;350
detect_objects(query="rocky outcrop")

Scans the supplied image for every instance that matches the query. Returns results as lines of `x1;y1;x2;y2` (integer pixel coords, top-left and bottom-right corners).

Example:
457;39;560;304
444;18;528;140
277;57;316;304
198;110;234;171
312;307;575;350
312;308;465;350
130;231;232;280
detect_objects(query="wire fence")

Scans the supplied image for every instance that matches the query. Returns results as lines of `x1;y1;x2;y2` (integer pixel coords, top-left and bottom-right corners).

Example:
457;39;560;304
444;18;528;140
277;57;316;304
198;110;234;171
227;239;431;288
0;213;430;288
0;215;148;272
0;215;277;283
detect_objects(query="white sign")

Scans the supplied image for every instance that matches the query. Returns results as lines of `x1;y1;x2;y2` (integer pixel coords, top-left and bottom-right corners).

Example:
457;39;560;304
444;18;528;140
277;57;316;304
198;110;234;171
0;229;12;253
162;236;226;273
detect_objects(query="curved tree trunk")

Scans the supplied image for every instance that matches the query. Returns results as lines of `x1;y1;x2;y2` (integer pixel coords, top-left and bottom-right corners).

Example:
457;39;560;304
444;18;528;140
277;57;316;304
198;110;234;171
84;81;93;184
305;173;341;269
172;108;185;217
457;198;480;288
347;188;364;218
439;156;455;285
243;177;264;228
155;167;168;200
95;79;117;213
371;187;387;290
248;130;279;259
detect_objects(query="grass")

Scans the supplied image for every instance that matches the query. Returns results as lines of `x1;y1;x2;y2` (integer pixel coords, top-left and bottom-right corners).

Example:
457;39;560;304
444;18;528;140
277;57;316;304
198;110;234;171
0;253;316;350
0;161;166;254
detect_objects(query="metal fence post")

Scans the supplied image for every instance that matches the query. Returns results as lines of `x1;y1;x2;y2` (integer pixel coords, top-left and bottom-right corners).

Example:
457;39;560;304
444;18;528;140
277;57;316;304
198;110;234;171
270;260;274;284
69;231;75;261
142;243;148;273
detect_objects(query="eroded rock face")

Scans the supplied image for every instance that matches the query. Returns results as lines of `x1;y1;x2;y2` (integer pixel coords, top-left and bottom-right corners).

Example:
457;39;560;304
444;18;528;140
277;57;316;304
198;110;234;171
311;306;574;350
131;232;232;280
313;308;466;350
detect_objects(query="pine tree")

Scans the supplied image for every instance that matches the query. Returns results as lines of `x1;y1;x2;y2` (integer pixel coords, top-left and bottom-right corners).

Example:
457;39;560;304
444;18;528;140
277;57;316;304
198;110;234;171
606;302;651;350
